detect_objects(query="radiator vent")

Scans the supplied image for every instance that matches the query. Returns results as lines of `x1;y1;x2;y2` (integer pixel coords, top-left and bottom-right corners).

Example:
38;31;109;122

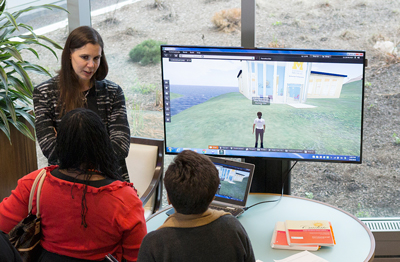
361;218;400;232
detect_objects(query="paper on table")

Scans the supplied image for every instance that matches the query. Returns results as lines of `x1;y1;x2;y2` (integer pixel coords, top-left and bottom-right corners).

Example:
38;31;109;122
273;250;329;262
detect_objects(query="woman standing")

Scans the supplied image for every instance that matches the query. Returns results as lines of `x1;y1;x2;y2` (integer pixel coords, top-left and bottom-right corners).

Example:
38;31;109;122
33;26;130;181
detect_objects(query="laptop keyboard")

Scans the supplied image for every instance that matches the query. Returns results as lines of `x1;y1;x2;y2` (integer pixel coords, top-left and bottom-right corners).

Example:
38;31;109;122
209;205;244;217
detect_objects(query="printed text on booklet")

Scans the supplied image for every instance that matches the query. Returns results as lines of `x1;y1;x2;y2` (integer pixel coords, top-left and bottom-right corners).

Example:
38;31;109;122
285;220;336;246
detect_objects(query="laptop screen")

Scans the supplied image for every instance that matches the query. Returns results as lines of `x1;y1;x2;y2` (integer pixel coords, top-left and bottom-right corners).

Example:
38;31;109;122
208;157;255;207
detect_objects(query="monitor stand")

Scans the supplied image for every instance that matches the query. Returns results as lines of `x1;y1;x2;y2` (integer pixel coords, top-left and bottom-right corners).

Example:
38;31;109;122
244;158;291;194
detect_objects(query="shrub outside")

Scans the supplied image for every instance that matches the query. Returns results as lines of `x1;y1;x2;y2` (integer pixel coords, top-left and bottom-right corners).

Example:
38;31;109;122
129;39;166;66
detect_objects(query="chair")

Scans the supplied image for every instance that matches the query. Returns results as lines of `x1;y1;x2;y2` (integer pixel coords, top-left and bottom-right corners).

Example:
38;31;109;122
126;136;164;219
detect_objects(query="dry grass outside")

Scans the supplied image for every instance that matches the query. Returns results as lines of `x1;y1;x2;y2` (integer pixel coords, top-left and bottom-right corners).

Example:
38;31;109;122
129;109;164;138
211;8;241;33
268;39;285;48
153;0;167;10
383;53;400;65
155;88;163;108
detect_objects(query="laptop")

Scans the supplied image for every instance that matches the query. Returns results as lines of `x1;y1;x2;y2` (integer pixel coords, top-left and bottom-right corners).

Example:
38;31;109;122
208;156;255;217
166;157;255;218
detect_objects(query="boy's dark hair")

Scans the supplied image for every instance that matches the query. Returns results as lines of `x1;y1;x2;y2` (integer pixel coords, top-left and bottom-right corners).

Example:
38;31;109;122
164;150;220;214
257;111;262;118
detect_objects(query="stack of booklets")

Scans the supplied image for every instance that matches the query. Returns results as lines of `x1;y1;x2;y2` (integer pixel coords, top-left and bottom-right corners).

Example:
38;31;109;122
271;220;336;251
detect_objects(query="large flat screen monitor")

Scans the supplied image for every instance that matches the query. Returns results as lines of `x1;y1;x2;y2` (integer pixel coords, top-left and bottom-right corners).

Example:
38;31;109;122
161;45;365;165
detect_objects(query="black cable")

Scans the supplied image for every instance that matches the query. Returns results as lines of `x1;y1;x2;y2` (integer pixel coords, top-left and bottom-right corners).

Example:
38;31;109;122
243;161;298;211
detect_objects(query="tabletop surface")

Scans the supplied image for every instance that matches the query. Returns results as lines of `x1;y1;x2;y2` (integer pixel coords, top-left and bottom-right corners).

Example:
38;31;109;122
146;194;375;262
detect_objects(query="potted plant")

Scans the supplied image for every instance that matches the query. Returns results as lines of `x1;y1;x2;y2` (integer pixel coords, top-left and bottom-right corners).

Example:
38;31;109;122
0;0;65;141
0;0;66;200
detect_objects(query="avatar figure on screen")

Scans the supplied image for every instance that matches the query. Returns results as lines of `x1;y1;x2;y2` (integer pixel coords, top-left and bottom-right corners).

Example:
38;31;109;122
252;111;265;148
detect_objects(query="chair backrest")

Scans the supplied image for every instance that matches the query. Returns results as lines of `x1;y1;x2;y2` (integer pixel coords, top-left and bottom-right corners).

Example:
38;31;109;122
126;136;164;217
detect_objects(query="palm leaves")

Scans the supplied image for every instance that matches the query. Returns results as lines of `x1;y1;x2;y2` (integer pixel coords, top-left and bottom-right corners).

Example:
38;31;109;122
0;0;66;143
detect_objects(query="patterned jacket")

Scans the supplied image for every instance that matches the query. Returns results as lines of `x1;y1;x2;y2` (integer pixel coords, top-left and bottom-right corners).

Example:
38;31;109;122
33;77;130;178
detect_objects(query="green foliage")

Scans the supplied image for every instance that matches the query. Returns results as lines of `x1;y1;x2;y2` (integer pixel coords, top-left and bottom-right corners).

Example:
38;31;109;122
268;35;285;48
0;0;66;143
129;39;166;66
355;210;370;218
131;82;157;95
130;102;143;136
305;192;314;199
272;21;282;26
364;81;371;87
356;203;370;218
393;133;400;144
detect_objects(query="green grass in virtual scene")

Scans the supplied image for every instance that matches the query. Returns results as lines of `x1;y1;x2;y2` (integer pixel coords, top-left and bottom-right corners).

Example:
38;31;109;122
166;80;363;155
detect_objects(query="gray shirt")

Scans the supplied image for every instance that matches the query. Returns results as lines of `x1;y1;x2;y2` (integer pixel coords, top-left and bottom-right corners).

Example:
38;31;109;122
138;215;255;262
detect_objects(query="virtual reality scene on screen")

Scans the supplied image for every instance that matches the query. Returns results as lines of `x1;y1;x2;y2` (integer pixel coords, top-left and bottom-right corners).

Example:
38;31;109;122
163;57;364;161
215;164;250;201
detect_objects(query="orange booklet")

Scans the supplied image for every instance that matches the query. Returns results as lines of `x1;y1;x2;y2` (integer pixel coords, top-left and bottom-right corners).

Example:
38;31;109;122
271;221;320;251
285;220;336;246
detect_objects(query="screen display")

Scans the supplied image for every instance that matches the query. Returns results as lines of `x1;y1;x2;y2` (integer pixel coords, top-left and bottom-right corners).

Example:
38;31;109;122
208;156;254;206
213;162;252;203
161;45;365;163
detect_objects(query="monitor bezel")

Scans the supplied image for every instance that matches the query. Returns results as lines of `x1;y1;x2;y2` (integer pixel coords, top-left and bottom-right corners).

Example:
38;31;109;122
161;45;366;164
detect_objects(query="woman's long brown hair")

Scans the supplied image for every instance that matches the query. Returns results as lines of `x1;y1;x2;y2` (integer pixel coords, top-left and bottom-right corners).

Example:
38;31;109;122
58;26;109;116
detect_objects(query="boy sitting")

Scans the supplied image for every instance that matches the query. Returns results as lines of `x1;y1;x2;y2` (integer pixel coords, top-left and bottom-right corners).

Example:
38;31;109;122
138;150;255;262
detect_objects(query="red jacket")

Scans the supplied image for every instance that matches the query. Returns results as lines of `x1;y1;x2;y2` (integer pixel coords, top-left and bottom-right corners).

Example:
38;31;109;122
0;166;147;262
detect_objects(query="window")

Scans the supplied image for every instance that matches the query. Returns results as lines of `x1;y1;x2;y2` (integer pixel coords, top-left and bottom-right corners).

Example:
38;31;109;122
256;0;399;218
20;0;399;218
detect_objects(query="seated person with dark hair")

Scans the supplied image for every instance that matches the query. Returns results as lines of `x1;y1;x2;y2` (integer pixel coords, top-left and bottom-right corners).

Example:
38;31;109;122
0;108;146;262
137;150;255;262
